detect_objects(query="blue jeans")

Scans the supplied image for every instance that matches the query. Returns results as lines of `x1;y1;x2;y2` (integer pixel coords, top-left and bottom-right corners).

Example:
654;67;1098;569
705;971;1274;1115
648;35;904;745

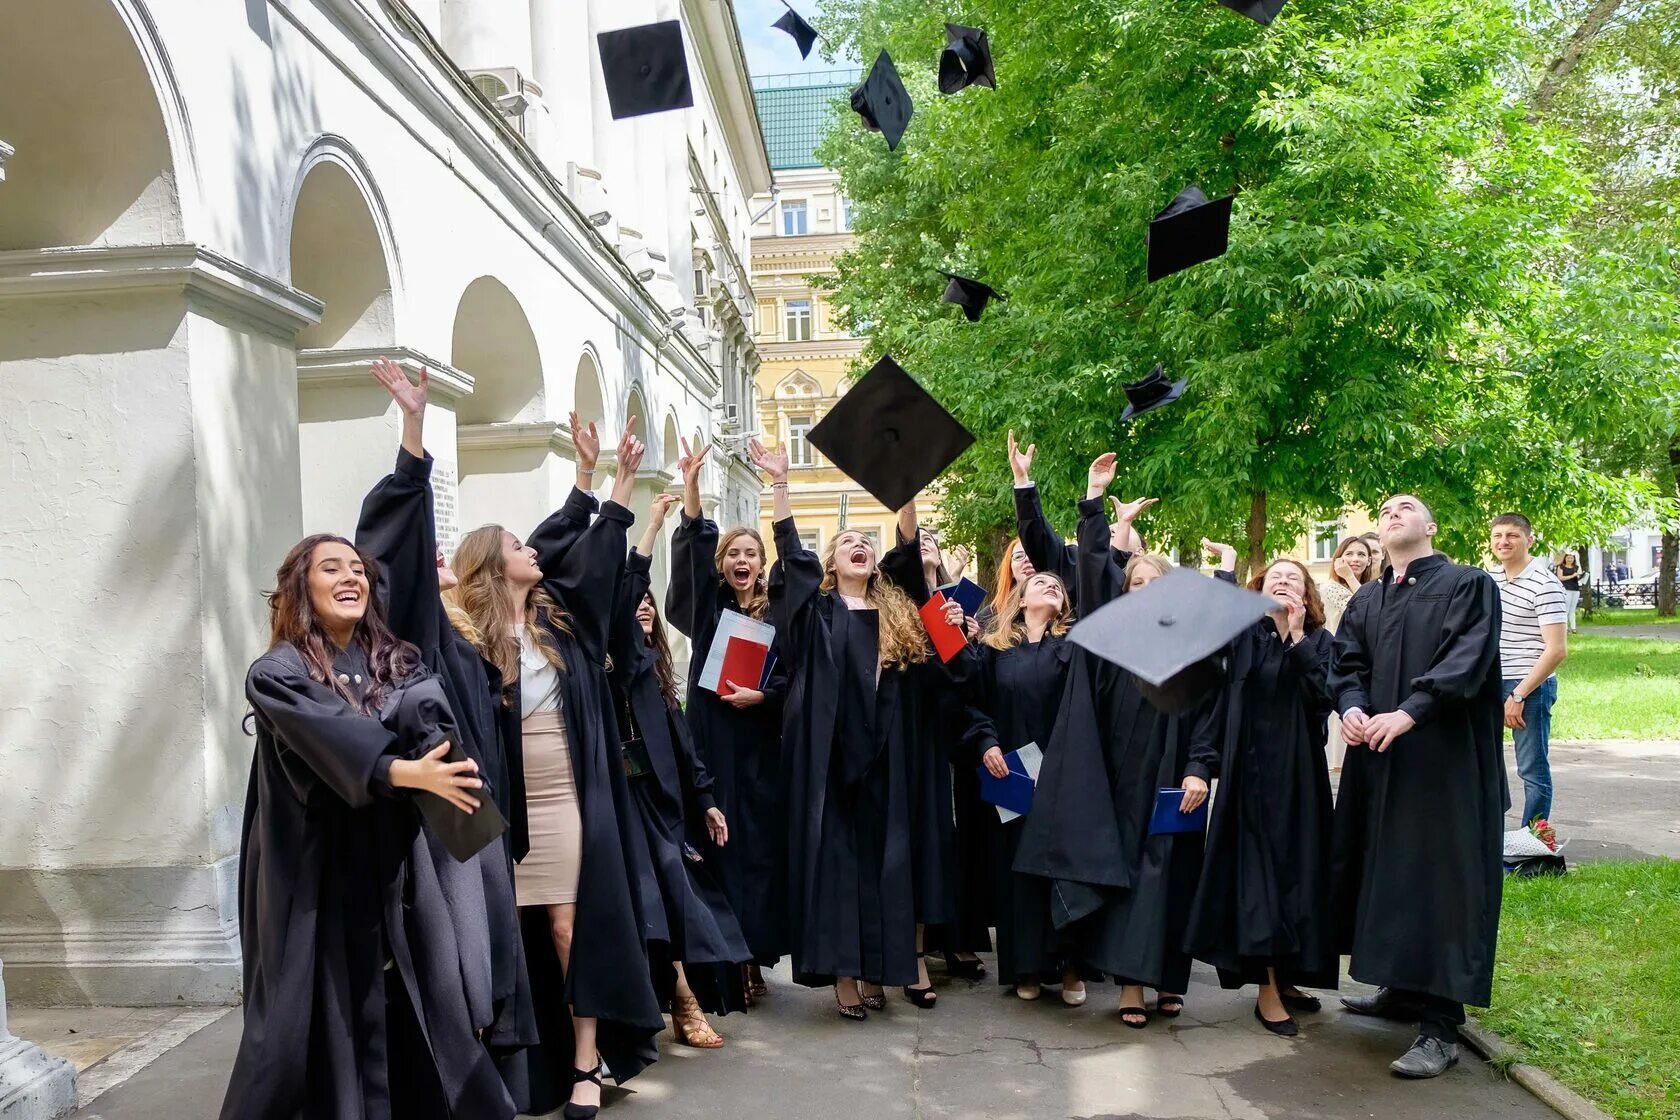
1503;676;1557;825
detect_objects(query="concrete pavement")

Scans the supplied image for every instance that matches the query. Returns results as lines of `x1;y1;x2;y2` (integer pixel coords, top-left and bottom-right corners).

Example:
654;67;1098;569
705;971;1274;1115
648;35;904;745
1502;739;1680;861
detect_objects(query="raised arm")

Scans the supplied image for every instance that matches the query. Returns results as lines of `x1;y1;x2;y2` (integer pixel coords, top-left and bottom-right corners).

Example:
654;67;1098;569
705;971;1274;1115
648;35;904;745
880;500;932;605
547;428;643;662
613;494;677;674
527;411;604;579
1074;454;1127;610
666;439;720;641
1009;429;1076;587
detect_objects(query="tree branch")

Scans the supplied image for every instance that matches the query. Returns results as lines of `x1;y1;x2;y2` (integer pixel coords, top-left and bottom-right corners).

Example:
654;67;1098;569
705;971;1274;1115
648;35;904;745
1530;0;1627;118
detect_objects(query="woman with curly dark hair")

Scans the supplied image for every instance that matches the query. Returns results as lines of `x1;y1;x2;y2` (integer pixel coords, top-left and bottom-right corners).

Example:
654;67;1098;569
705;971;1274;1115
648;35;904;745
221;528;512;1120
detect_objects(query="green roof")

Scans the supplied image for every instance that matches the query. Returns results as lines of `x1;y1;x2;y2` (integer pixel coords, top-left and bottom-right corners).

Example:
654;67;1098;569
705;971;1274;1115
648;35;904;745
752;74;858;171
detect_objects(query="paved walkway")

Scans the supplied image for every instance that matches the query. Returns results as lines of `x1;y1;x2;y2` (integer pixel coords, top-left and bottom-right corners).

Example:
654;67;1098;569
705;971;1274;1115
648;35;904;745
55;965;1551;1120
1505;739;1680;861
1580;622;1680;641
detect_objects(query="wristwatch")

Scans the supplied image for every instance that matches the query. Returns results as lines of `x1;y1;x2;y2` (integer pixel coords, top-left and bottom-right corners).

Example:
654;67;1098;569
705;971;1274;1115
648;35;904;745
1510;691;1526;704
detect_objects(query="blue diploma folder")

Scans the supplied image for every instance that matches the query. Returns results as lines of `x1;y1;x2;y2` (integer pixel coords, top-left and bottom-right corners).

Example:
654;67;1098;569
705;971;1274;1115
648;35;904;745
1149;788;1208;835
938;577;987;617
977;750;1037;817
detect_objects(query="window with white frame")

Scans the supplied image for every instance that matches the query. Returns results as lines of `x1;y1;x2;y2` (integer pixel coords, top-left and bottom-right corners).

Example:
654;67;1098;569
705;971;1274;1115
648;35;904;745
788;414;815;467
784;299;813;342
839;196;853;231
781;199;808;236
799;529;821;554
1312;521;1342;562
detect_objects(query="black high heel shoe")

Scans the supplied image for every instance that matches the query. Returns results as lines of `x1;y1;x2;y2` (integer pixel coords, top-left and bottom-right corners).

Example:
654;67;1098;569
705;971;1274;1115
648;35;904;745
903;955;938;1009
562;1063;605;1120
859;983;886;1011
940;952;987;981
835;986;867;1021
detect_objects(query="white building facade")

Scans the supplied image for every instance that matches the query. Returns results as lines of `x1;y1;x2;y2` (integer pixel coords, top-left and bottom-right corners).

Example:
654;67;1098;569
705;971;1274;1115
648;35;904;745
0;0;769;1032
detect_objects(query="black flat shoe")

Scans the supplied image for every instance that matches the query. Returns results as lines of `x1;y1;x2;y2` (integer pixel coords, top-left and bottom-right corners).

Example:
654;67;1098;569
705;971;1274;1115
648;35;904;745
1119;1006;1150;1029
561;1064;604;1120
1280;990;1321;1013
1254;1004;1299;1037
941;953;987;981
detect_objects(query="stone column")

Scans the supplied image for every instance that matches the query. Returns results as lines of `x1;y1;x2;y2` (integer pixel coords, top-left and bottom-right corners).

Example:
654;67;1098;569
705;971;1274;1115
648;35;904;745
0;960;76;1119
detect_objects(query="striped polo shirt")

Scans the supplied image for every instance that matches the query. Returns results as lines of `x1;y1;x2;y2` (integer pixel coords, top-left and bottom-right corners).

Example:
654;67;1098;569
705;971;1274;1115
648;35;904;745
1494;558;1567;681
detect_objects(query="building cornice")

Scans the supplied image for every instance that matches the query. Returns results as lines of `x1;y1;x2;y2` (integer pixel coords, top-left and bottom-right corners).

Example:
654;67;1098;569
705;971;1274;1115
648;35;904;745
758;338;866;362
0;244;323;339
683;0;774;197
751;232;856;261
296;346;474;400
457;420;580;461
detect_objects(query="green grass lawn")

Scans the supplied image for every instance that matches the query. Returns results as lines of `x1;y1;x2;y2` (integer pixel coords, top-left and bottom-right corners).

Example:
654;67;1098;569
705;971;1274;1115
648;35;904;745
1483;859;1680;1120
1550;634;1680;741
1581;609;1680;628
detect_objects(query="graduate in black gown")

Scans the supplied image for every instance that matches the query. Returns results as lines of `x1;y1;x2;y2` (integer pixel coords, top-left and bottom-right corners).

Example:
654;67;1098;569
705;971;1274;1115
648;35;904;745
666;438;788;1002
1184;556;1338;1038
446;419;663;1119
754;439;934;1018
355;358;537;1071
610;491;751;1047
222;532;514;1120
1329;494;1506;1079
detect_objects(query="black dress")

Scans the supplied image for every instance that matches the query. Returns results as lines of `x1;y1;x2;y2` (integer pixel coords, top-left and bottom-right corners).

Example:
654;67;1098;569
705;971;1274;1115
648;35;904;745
499;496;665;1115
770;515;925;987
609;548;751;1010
1184;622;1339;991
355;449;538;1057
667;513;789;964
221;646;514;1120
1329;557;1506;1010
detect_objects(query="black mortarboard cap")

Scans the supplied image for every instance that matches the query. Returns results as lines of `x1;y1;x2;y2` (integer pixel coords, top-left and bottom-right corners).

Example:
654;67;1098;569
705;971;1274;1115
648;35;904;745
938;23;995;94
939;271;1003;322
1218;0;1289;25
850;50;913;151
807;354;974;510
1120;362;1188;421
774;5;819;59
1146;184;1233;282
598;20;695;120
1068;567;1274;713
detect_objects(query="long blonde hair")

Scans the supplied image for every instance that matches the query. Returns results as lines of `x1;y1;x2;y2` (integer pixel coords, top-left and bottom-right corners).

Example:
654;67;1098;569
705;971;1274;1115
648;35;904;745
819;535;929;669
1122;553;1173;589
447;524;572;703
982;573;1073;650
715;526;770;621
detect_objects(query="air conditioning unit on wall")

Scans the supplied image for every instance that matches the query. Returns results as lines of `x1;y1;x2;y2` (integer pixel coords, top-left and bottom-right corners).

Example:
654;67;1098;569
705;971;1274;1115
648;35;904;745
469;68;543;136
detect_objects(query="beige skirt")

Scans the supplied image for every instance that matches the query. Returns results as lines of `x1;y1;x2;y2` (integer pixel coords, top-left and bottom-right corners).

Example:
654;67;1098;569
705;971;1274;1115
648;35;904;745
515;708;582;906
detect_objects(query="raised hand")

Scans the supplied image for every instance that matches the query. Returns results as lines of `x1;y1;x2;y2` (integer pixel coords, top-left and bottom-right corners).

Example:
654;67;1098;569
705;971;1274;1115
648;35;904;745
1201;538;1237;573
1007;429;1036;486
749;438;788;483
678;436;710;487
1111;495;1158;525
569;411;601;474
1086;452;1118;499
371;356;428;416
648;492;678;530
610;426;645;509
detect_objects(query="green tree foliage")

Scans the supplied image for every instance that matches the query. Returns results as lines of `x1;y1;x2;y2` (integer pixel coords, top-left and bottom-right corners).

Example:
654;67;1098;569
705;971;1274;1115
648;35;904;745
815;0;1662;567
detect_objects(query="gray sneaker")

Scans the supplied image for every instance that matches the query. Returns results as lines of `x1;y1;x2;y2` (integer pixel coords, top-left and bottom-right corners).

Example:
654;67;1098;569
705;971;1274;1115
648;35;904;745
1390;1036;1460;1079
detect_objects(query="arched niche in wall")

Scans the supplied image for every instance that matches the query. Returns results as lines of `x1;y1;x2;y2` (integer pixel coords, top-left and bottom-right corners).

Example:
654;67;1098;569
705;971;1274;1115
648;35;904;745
662;412;682;475
573;348;607;432
0;0;187;251
287;149;402;534
451;276;544;425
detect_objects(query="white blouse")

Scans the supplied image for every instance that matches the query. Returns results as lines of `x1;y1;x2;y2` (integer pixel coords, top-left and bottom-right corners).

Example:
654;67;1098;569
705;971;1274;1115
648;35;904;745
517;627;562;720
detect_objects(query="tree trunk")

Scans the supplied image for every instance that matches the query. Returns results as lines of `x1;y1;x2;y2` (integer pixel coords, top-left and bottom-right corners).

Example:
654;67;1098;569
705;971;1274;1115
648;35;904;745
1659;436;1679;617
1530;0;1626;117
1244;490;1267;584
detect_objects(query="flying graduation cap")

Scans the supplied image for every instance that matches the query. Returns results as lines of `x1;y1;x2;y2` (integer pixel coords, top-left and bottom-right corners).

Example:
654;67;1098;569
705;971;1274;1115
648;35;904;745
598;20;694;119
1119;363;1187;421
850;50;913;151
1146;184;1233;282
1068;567;1275;713
939;271;1003;322
807;354;974;511
1218;0;1289;25
938;23;995;93
773;3;819;59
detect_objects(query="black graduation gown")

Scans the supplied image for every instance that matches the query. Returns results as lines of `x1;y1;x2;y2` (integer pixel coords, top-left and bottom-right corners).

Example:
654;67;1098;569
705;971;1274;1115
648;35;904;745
1013;484;1131;613
222;646;514;1120
926;678;995;956
666;513;789;963
1329;556;1507;1008
608;548;751;1001
770;515;924;987
354;449;538;1057
498;497;664;1115
1184;622;1339;990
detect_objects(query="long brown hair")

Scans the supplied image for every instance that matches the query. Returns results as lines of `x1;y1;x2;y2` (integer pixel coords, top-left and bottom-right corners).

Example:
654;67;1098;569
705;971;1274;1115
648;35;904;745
1247;558;1327;633
1329;535;1376;592
988;536;1026;620
819;534;929;669
982;573;1073;650
265;533;420;713
714;526;770;620
447;524;572;703
640;591;682;705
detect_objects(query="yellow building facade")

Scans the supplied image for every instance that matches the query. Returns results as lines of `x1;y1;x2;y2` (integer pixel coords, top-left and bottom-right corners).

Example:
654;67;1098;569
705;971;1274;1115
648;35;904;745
748;74;950;557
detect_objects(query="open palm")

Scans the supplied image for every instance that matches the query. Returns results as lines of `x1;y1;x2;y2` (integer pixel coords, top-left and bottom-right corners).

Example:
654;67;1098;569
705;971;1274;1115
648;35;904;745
371;357;427;416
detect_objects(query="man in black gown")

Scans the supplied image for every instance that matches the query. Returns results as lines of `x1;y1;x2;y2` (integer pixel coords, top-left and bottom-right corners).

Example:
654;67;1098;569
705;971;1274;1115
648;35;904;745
1329;494;1506;1079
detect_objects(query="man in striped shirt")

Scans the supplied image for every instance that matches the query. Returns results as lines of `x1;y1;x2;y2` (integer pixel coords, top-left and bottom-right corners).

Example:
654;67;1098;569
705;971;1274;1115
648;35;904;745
1489;513;1569;826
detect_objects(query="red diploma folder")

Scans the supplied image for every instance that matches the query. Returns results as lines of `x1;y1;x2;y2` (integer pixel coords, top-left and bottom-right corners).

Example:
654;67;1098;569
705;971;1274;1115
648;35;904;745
918;592;967;663
718;635;771;694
